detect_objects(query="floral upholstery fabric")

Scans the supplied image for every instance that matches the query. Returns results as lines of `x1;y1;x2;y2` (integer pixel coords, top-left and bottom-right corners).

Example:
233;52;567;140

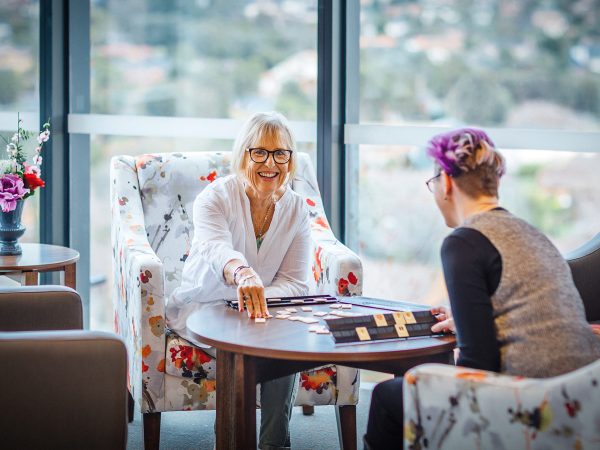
111;152;362;413
403;359;600;450
164;333;359;408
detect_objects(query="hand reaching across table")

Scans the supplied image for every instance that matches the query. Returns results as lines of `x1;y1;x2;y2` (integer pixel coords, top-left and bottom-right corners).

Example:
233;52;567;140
235;266;269;319
430;305;455;334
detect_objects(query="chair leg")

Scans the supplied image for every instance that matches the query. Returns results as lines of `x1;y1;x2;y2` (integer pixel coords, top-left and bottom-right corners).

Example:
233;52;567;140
143;412;161;450
128;390;135;423
302;405;315;416
335;405;357;450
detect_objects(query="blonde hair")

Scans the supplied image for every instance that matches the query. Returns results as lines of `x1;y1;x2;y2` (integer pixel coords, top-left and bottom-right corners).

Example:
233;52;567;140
231;111;297;184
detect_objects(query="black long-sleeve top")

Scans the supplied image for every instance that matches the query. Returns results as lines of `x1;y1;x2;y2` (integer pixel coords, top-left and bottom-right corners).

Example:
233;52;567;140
441;225;502;372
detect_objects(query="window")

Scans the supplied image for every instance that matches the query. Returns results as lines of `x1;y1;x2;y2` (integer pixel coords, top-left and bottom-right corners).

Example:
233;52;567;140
89;0;318;330
0;0;40;243
91;0;317;119
353;0;600;307
360;0;600;130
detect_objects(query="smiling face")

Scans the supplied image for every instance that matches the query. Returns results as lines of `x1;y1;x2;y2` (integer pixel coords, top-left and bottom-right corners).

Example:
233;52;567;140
244;130;292;197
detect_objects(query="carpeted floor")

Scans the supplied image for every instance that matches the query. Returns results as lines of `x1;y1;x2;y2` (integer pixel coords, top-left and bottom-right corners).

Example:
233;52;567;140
126;387;373;450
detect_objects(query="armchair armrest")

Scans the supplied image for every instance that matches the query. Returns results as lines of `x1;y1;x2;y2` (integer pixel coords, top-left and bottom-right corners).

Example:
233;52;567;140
311;236;362;296
111;156;167;413
0;330;128;450
0;285;82;331
404;362;600;449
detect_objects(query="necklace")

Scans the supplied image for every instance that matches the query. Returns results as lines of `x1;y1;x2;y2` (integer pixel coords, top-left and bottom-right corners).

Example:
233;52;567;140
255;200;274;250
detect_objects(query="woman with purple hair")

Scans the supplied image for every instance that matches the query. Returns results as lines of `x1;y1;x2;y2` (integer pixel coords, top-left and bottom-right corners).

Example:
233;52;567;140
364;128;600;450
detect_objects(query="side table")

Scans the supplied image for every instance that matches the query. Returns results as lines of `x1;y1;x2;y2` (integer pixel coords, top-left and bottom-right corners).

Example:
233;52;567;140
0;243;80;289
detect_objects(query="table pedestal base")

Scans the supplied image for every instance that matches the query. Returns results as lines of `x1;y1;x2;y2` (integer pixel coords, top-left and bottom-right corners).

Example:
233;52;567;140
215;349;454;450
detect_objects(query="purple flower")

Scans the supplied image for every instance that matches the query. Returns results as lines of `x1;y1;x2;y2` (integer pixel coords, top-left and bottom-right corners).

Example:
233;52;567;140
426;128;502;177
0;174;29;212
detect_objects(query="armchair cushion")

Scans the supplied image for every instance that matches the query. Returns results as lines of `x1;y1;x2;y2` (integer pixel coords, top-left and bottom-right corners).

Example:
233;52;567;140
404;359;600;450
165;332;216;379
296;364;361;406
0;285;82;331
165;333;359;407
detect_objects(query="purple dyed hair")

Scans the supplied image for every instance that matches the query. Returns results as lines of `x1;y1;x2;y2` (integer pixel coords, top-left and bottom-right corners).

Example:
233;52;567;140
426;128;505;177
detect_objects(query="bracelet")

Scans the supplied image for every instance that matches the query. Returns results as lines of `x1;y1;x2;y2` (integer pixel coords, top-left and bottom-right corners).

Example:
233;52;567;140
233;265;250;285
237;274;257;285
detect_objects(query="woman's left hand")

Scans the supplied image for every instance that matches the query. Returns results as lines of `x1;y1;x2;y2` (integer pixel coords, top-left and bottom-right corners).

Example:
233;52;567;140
237;269;269;318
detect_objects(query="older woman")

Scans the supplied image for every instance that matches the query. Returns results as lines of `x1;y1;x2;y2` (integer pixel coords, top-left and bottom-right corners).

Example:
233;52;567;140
364;128;600;450
167;111;310;450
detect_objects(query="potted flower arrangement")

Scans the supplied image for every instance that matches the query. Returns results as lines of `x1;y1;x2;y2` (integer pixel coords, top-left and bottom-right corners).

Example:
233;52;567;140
0;114;50;255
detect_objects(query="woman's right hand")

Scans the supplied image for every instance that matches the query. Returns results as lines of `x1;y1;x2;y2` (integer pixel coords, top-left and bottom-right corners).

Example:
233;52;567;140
236;268;269;318
431;305;456;334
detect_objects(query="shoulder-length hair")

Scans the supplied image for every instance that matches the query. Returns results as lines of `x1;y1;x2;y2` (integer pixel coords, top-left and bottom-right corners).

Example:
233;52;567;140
231;111;297;184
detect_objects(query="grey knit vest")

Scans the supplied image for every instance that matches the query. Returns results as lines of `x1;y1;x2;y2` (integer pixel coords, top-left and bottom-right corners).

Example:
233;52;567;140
462;209;600;378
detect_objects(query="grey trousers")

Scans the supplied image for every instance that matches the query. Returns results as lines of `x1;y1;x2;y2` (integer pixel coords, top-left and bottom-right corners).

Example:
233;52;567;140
259;372;299;450
203;347;299;449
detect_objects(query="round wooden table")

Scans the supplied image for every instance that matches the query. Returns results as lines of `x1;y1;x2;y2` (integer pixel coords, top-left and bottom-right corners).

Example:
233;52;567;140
0;243;80;289
186;302;456;450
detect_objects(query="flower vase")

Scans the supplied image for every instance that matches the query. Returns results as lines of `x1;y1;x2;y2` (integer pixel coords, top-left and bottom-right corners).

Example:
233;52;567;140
0;200;26;256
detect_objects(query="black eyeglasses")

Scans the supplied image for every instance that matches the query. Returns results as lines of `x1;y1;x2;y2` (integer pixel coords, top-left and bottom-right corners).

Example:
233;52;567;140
247;148;293;164
425;173;441;193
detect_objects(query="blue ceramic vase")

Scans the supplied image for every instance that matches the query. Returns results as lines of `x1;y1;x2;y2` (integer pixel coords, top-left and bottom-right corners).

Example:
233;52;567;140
0;200;25;255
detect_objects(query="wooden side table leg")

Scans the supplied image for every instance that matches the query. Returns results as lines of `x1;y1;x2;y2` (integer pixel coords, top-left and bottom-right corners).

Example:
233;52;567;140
24;271;38;286
216;350;257;450
64;263;76;289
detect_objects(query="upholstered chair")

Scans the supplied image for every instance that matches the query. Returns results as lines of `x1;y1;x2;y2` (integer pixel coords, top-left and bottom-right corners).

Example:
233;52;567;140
0;286;128;450
403;233;600;450
111;152;362;448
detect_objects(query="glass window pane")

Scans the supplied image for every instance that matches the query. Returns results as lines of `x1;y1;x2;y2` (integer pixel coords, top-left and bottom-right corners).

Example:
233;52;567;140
91;0;318;120
0;1;40;243
360;1;600;130
0;1;39;111
356;145;600;306
90;1;319;330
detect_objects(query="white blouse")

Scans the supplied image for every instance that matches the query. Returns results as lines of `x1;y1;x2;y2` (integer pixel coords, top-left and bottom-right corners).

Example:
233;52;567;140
166;174;311;346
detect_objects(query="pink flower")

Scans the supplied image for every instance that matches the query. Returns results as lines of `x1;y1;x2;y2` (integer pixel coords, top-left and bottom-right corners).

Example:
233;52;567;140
37;130;50;144
24;164;40;175
0;174;29;212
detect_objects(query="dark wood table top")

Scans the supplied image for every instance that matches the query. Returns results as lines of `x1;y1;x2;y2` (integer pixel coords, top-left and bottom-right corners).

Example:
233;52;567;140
186;302;456;362
0;243;80;271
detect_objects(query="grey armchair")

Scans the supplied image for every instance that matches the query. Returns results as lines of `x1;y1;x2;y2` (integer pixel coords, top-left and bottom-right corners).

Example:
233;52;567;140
0;286;128;450
565;232;600;323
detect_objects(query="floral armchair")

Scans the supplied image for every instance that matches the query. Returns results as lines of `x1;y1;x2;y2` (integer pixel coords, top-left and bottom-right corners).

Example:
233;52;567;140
111;152;362;448
403;234;600;450
404;359;600;450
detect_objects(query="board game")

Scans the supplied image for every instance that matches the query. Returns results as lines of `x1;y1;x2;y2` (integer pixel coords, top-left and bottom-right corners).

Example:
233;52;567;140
225;294;338;310
225;294;428;311
224;295;448;344
325;310;445;344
